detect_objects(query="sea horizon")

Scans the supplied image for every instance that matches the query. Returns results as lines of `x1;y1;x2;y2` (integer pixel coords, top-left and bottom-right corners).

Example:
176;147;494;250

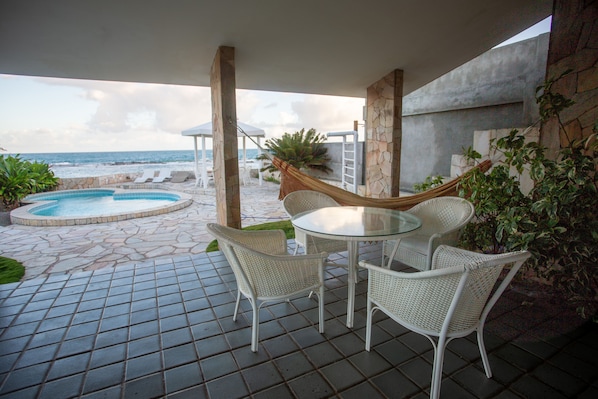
11;149;260;178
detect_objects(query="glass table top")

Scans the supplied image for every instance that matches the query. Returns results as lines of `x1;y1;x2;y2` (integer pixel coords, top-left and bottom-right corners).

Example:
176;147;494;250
291;206;422;239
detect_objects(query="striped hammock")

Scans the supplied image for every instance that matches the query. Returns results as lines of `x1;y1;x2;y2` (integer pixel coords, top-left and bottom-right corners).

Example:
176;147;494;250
271;156;492;210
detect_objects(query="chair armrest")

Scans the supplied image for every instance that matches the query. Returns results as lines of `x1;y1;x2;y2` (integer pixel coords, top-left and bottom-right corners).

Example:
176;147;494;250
430;245;530;270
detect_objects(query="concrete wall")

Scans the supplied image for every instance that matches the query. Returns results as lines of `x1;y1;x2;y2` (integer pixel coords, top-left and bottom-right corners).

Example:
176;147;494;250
315;34;549;193
310;141;364;188
398;33;550;191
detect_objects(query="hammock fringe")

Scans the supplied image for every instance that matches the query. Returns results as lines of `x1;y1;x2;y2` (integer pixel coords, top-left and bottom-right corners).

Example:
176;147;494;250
271;157;492;210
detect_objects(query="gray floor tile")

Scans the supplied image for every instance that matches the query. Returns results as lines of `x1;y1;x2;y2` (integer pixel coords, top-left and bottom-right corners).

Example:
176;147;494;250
123;372;164;399
205;371;249;399
1;243;597;398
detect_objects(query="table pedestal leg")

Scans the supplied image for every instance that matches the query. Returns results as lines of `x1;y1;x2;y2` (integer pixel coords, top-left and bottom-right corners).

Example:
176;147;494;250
346;241;358;328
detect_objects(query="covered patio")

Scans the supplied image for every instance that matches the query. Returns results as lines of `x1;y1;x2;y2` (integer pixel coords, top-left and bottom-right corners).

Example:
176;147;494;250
2;1;598;398
0;0;556;227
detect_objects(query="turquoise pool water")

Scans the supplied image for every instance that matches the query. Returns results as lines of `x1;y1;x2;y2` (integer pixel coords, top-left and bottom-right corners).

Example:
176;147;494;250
12;189;193;226
28;190;180;217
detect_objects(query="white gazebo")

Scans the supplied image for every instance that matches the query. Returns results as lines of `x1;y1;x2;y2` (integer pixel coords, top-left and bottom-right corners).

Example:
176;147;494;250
181;121;266;188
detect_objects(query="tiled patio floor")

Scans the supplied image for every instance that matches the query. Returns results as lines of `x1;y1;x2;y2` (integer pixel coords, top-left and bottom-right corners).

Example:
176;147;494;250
1;242;597;399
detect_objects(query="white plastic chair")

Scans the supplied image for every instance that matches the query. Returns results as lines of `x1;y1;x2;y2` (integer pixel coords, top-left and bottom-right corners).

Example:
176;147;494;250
199;169;214;187
282;190;348;256
206;223;327;352
239;166;251;186
361;245;531;399
382;197;475;270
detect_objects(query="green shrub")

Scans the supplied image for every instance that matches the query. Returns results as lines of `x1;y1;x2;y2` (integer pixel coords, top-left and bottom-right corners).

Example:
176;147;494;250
457;72;598;318
0;155;59;209
413;175;444;193
28;161;60;193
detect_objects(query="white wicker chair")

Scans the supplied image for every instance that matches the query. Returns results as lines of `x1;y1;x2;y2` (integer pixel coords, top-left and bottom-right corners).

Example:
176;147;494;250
382;196;475;271
283;190;348;256
361;245;531;399
206;223;327;352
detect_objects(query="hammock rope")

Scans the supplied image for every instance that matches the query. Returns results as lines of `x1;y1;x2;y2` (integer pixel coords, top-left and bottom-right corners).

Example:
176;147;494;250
230;119;492;210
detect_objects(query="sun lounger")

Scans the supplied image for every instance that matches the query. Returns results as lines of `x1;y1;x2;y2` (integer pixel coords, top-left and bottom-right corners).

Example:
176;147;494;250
134;170;155;183
152;169;171;183
170;171;189;183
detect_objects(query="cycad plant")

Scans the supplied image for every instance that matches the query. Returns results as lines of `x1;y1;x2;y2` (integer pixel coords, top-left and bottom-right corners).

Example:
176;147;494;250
258;128;332;199
259;128;332;173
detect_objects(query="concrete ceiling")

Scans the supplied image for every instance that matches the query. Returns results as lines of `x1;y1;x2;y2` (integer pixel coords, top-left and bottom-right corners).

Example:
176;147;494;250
0;0;552;98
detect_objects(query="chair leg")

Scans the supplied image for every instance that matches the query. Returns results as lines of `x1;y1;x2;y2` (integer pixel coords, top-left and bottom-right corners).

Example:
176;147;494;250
365;300;373;351
318;285;325;333
430;336;446;399
385;240;401;269
233;291;241;321
250;300;259;352
477;327;493;378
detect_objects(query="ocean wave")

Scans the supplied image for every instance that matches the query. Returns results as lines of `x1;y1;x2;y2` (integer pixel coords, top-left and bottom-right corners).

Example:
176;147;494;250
111;161;168;165
24;149;259;178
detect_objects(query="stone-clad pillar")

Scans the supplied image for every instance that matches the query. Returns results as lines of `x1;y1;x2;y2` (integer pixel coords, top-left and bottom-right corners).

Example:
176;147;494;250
211;46;241;228
541;0;598;157
365;69;403;198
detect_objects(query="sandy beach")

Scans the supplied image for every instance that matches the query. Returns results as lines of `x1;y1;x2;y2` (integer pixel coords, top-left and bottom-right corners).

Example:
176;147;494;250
0;179;288;280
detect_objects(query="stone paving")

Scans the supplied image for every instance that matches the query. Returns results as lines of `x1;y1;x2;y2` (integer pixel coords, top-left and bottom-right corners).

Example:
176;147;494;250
0;179;288;281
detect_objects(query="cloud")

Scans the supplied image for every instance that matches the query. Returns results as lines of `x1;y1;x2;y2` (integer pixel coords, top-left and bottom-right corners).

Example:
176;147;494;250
78;80;212;135
1;75;365;153
291;95;364;133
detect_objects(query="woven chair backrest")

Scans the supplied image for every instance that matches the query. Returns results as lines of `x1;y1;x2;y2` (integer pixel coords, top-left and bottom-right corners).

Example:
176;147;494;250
206;224;254;294
283;190;340;217
206;223;287;296
432;246;530;334
408;197;474;235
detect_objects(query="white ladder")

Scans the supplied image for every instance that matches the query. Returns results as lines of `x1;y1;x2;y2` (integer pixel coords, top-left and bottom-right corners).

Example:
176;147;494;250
327;130;358;193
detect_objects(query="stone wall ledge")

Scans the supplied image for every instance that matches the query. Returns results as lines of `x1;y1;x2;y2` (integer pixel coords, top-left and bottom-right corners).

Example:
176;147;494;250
57;174;133;190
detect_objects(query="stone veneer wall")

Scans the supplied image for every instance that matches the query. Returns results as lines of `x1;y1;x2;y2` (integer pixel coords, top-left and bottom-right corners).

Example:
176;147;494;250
365;70;403;198
541;0;598;155
57;174;132;190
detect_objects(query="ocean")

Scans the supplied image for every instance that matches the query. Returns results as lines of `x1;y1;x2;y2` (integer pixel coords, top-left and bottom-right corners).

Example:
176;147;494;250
13;149;260;178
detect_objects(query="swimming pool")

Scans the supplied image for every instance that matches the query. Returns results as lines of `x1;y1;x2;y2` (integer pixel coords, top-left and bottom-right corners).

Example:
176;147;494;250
10;189;193;226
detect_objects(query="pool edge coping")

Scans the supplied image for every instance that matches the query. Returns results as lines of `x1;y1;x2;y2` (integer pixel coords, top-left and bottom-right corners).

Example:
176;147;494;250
10;188;193;227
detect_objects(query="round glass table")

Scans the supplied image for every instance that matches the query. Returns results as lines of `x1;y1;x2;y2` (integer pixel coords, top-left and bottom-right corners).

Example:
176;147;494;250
291;206;422;327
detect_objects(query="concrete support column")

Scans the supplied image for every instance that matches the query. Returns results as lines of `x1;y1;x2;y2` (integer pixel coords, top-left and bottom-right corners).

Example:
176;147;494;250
211;46;241;228
365;69;403;198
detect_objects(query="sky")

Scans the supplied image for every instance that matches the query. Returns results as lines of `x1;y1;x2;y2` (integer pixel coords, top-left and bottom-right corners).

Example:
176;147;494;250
0;17;552;154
